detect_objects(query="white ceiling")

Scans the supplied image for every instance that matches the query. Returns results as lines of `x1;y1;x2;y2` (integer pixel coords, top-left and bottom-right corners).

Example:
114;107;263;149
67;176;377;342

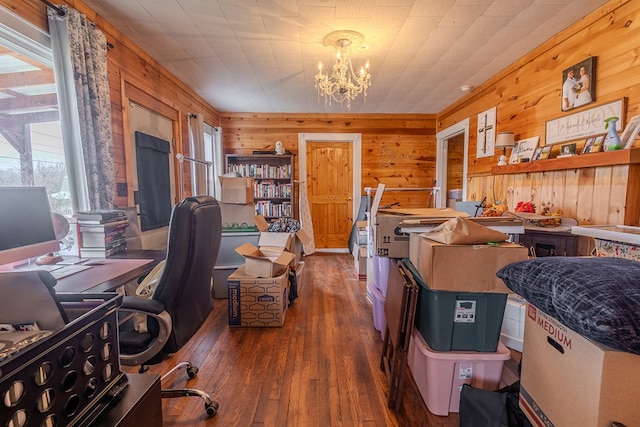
82;0;609;114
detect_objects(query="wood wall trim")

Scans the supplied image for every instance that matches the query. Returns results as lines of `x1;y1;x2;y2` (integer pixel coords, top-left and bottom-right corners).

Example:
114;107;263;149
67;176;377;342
492;148;640;175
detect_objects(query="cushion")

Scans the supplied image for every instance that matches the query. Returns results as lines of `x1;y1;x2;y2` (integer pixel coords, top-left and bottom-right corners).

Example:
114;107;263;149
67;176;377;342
496;257;640;355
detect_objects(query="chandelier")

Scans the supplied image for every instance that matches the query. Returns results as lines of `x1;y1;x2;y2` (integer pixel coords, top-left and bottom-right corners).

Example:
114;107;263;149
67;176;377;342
315;30;372;110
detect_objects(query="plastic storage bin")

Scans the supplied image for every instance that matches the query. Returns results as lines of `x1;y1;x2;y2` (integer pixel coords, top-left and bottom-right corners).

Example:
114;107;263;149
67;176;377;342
500;294;526;352
373;255;390;296
408;329;511;415
404;259;508;352
367;281;386;339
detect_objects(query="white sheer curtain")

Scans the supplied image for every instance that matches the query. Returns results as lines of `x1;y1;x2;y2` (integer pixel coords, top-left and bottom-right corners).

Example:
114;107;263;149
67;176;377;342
298;181;316;254
188;113;207;195
48;6;114;211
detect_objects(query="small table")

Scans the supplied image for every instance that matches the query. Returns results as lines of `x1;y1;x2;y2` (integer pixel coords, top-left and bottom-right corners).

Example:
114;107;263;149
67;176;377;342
90;374;162;427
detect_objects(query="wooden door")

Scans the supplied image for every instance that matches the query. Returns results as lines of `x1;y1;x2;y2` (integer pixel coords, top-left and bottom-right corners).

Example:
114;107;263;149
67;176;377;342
306;142;353;249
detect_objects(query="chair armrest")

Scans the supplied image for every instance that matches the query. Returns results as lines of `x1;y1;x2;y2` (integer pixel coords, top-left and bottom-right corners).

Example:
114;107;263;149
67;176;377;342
121;295;165;314
118;297;172;366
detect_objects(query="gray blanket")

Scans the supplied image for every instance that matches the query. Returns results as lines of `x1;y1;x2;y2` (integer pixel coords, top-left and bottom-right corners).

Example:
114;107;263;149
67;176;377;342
497;256;640;355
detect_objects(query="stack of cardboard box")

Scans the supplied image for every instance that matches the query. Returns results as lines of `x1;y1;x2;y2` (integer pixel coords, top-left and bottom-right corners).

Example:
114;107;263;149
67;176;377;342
220;184;311;327
404;232;528;416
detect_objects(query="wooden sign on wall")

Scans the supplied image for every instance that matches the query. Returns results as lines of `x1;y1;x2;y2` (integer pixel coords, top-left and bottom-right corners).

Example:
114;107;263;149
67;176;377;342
545;99;624;145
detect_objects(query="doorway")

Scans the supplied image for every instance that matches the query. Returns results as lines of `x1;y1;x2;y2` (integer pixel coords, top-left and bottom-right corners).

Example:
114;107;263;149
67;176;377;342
298;133;361;251
435;119;469;208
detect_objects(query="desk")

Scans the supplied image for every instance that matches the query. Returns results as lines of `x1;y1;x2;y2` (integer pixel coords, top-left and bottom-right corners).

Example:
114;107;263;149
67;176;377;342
90;374;162;427
55;250;165;293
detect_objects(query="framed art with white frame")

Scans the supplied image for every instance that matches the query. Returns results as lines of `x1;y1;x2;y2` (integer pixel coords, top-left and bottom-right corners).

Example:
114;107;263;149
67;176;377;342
476;107;496;158
509;136;540;164
621;115;640;149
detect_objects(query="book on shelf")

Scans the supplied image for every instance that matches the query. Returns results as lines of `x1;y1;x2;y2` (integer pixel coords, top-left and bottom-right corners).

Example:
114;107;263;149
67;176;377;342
76;209;126;222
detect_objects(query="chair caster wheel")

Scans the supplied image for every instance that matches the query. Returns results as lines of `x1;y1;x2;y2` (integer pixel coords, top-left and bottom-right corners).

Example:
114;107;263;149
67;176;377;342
205;400;219;417
187;365;199;379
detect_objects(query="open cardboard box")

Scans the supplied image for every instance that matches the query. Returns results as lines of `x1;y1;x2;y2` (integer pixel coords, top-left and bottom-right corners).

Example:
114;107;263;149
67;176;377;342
254;215;313;265
235;238;296;278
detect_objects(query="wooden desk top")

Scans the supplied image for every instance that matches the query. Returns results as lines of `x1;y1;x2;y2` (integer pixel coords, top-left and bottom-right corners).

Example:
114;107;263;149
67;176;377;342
54;250;165;293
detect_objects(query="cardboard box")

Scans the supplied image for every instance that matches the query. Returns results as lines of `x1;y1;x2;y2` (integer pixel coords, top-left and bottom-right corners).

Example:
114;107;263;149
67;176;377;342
352;244;367;280
375;208;465;258
220;176;254;204
520;304;640;427
254;215;313;266
235;240;295;278
220;202;257;230
227;266;289;327
409;233;528;293
356;220;368;246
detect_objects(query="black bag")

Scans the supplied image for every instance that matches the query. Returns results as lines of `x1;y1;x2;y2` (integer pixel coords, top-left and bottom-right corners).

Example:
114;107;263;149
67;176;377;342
459;381;532;427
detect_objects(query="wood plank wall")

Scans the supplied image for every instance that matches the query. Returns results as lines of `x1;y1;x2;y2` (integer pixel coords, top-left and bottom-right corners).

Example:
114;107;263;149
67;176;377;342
6;0;639;224
220;114;438;210
1;0;222;207
437;0;640;225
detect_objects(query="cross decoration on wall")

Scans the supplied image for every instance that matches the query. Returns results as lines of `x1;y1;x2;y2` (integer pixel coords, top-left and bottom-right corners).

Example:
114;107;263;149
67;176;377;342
476;107;497;158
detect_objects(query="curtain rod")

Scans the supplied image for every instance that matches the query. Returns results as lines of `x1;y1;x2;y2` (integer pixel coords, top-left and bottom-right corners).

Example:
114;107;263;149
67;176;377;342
40;1;114;50
41;0;65;16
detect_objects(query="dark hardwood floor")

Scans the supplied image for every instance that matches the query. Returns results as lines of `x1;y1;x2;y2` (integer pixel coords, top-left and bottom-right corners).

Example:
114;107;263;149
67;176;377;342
123;252;520;426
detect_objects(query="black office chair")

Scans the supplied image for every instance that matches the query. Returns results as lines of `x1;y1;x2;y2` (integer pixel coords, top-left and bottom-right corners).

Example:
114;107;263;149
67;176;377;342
118;195;222;417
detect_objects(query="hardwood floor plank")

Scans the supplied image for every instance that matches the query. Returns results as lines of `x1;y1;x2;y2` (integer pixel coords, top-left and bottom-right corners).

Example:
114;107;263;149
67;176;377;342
122;252;520;426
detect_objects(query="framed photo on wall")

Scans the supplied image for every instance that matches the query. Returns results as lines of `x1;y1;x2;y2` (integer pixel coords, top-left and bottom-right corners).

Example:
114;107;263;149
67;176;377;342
561;56;596;111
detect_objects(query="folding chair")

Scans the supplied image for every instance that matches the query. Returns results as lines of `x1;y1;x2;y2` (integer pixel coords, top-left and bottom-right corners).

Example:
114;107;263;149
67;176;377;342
380;259;419;411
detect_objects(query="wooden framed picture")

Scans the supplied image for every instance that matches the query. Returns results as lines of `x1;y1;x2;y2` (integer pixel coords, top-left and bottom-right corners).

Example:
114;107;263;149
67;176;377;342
591;135;604;153
559;142;577;157
532;147;543;161
509;136;540;164
539;146;552;160
561;56;596;111
621;114;640;149
581;137;595;154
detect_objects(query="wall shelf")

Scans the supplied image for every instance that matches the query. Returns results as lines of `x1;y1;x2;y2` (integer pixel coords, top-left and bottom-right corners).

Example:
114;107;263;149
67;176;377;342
492;148;640;175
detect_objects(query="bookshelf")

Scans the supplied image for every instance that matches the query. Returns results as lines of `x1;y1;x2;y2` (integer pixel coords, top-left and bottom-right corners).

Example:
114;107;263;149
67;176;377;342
225;154;295;220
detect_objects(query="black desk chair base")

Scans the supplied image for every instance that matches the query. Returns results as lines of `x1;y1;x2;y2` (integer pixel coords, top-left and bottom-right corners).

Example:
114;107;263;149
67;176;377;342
160;361;219;417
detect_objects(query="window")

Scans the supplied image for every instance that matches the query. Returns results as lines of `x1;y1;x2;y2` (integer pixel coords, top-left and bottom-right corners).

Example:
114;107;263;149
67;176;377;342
0;6;71;215
203;122;223;199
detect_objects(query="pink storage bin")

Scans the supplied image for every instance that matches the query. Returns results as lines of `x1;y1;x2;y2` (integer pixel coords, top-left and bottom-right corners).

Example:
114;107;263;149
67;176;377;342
367;281;386;340
407;329;511;416
373;255;390;297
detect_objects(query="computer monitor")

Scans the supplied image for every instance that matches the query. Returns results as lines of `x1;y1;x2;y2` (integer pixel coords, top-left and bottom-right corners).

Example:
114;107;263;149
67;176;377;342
0;187;60;268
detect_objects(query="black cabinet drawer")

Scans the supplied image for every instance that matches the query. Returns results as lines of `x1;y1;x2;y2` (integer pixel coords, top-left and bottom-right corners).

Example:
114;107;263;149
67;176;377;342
517;230;578;257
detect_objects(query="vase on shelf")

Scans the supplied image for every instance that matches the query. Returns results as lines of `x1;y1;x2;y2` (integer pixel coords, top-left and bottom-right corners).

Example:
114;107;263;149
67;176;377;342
603;117;622;151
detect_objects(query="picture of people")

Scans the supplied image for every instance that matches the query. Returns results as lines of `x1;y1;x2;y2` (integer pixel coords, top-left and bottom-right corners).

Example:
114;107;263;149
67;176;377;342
582;137;595;154
560;142;577;157
561;57;596;111
562;68;577;111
